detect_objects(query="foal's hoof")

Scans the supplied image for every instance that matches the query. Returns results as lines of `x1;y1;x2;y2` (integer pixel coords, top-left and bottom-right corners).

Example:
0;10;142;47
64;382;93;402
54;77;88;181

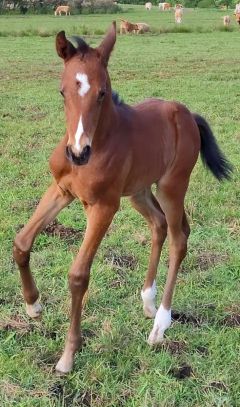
26;300;42;318
143;305;157;319
55;354;73;375
147;326;164;346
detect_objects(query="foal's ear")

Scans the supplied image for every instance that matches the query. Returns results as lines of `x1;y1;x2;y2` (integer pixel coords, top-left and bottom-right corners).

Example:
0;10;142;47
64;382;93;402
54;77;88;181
56;31;76;61
97;22;116;65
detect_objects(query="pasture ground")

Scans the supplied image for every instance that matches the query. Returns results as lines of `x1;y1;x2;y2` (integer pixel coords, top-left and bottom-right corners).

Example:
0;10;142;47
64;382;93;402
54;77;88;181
0;7;239;407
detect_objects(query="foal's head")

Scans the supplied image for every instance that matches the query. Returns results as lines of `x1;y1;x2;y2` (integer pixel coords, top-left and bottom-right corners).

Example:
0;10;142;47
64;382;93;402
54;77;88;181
56;22;116;165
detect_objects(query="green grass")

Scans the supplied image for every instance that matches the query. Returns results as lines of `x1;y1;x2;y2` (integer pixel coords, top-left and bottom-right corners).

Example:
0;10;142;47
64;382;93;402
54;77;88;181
0;6;239;36
0;7;240;407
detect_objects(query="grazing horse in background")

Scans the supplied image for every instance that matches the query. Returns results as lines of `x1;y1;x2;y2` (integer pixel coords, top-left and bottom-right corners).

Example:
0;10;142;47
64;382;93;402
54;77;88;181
175;8;183;23
175;3;183;8
223;15;230;26
55;5;70;16
120;19;138;34
13;22;232;374
145;2;152;10
136;22;150;33
159;2;171;10
235;12;240;25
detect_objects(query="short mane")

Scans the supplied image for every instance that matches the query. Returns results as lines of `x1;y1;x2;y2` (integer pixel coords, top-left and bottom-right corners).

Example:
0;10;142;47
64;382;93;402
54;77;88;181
70;36;89;55
112;91;124;106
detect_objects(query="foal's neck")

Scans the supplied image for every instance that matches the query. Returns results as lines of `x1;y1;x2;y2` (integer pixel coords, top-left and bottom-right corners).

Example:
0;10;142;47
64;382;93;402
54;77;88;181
92;90;117;150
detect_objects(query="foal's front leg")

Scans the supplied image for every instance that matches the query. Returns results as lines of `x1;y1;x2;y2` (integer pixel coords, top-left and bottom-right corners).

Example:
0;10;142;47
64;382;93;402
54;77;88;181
56;200;119;374
13;182;74;317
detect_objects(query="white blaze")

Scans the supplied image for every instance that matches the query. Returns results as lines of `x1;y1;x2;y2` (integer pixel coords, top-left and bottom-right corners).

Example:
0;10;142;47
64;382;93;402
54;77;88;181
76;72;90;97
74;115;84;152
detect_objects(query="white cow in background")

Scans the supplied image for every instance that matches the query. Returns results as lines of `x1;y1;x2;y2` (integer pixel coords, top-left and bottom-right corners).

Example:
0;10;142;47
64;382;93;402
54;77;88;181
145;2;152;10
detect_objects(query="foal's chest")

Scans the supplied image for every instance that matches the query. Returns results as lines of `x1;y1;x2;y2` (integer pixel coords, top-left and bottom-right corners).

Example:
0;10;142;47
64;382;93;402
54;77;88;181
50;153;121;205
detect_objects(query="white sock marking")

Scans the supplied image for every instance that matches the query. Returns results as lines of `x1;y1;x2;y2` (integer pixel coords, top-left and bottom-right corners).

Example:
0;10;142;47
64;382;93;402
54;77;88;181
76;73;90;97
148;303;171;345
141;280;157;318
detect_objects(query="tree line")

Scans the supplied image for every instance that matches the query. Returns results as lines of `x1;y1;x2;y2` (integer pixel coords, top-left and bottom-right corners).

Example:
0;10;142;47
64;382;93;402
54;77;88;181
0;0;237;14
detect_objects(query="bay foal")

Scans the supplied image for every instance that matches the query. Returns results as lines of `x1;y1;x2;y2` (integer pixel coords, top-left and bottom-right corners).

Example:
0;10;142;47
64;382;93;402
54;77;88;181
13;22;232;374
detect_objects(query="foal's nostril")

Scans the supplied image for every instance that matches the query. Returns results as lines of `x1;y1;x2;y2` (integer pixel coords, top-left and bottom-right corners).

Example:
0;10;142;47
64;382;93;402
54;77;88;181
81;145;91;159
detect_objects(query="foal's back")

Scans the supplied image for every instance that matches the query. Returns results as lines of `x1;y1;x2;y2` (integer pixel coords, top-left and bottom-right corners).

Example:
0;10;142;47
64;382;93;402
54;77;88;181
117;98;200;196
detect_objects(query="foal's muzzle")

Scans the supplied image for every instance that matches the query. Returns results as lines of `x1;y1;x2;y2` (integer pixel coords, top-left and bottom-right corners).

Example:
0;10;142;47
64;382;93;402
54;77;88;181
66;145;91;166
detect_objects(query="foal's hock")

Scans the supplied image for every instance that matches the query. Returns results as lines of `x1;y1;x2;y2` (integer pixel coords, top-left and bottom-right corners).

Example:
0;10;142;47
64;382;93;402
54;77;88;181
13;22;232;374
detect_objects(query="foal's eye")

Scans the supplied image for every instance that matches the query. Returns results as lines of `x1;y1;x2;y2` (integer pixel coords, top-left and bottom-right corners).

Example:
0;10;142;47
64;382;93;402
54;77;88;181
97;89;106;103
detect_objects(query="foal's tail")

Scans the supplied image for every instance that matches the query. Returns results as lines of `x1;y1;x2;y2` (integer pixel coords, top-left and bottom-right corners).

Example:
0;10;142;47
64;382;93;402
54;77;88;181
193;113;233;181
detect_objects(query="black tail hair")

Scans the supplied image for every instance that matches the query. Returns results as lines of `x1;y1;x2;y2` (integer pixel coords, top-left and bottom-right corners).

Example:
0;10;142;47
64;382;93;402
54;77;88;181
193;113;233;181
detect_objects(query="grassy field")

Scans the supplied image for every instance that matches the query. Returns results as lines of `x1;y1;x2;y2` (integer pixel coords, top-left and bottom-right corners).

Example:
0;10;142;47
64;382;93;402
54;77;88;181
0;6;239;407
0;6;239;35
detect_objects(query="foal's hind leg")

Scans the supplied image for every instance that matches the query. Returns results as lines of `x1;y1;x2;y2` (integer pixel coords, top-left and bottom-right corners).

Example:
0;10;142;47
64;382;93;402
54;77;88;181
130;188;167;318
13;182;73;317
148;180;189;345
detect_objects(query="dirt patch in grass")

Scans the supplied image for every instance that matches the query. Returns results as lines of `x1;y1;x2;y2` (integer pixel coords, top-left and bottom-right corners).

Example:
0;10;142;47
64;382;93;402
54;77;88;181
48;386;96;407
41;329;58;340
172;310;202;326
196;251;229;271
158;340;187;355
0;315;32;334
196;345;209;355
48;382;64;398
16;219;83;245
105;248;138;270
222;313;240;327
207;381;228;392
172;307;240;328
42;219;83;245
169;364;193;380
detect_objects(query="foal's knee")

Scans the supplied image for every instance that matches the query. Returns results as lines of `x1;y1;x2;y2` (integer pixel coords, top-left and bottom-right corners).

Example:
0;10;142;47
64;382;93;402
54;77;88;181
69;265;90;293
13;233;30;267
